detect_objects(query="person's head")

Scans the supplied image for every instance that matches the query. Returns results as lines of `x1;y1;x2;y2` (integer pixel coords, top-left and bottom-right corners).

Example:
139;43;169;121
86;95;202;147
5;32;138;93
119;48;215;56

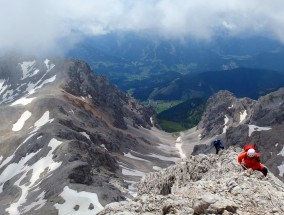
247;148;255;157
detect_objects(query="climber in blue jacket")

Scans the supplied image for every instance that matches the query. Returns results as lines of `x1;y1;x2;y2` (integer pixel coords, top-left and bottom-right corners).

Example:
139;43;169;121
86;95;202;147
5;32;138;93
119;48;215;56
212;139;224;154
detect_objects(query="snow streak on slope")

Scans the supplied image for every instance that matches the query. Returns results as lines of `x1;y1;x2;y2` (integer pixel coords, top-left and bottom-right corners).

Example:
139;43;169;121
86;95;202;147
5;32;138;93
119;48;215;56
278;146;284;177
1;59;56;106
175;136;186;159
147;153;179;162
54;186;104;215
1;138;62;215
20;60;36;80
119;163;145;177
123;152;149;162
248;125;271;136
11;96;36;106
32;111;54;133
44;59;55;72
12;110;32;131
222;115;229;134
3;139;61;215
0;79;7;94
239;110;247;123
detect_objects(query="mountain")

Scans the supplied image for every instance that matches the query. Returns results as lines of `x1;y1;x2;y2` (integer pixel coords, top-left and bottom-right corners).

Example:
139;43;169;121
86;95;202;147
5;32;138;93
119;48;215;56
182;89;284;182
1;53;284;215
151;67;284;101
67;34;284;132
67;34;284;101
98;147;284;214
154;67;284;132
0;55;181;215
98;88;284;214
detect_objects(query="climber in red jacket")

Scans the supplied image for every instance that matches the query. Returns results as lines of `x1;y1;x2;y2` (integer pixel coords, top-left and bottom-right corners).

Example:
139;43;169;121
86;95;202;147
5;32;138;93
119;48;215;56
238;148;268;176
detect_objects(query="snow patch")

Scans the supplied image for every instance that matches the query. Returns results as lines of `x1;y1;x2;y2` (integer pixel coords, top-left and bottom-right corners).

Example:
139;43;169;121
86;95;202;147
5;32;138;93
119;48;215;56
147;153;179;162
11;97;36;106
248;125;272;137
124;152;149;162
28;75;56;95
278;146;284;156
54;186;103;215
12;111;32;131
150;117;154;125
153;166;162;171
100;144;108;151
278;162;284;177
120;164;145;177
222;115;229;134
3;138;62;214
22;191;46;213
157;143;177;152
0;154;14;169
81;132;91;141
20;60;36;80
32;111;54;132
44;59;55;72
175;136;186;159
228;105;233;109
239;110;247;123
0;79;8;95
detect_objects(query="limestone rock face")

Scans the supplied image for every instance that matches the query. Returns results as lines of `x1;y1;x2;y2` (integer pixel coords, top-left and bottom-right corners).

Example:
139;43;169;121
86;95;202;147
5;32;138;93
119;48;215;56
197;90;256;138
99;148;284;215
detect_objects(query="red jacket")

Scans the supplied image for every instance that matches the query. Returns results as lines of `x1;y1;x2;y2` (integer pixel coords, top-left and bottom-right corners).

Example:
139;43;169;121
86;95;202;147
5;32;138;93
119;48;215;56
238;152;262;170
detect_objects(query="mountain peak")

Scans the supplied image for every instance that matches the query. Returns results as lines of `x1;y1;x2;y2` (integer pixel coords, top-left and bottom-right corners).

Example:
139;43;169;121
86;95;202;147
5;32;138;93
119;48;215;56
99;147;284;214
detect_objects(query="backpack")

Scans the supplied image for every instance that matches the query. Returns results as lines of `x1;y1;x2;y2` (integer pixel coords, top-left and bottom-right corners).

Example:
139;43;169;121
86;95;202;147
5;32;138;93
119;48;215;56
243;144;256;152
213;140;224;148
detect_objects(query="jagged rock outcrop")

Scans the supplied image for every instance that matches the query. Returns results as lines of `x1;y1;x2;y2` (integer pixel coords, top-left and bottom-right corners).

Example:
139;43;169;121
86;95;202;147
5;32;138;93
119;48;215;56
197;90;256;138
191;89;284;183
99;147;284;215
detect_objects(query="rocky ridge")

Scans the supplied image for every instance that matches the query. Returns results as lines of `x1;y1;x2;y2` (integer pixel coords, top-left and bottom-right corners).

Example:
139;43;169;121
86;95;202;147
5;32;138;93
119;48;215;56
99;147;284;215
0;55;180;215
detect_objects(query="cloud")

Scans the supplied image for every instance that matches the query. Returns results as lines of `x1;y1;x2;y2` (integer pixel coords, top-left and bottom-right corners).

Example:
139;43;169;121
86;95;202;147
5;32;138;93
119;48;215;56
1;0;284;54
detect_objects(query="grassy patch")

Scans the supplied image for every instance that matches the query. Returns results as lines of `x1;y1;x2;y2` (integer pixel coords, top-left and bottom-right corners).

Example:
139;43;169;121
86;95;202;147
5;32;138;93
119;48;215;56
146;100;183;113
157;119;188;133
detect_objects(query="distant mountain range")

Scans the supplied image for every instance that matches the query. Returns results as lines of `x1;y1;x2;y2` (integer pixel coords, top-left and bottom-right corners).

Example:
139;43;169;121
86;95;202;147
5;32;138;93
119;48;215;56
67;34;284;132
68;33;284;99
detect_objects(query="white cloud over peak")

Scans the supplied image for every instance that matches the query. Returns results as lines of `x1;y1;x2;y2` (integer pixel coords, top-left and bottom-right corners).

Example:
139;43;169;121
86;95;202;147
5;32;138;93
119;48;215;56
1;0;284;54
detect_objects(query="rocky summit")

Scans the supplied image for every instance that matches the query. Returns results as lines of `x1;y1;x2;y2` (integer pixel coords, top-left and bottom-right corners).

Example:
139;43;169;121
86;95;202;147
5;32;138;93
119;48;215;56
0;55;180;215
99;147;284;215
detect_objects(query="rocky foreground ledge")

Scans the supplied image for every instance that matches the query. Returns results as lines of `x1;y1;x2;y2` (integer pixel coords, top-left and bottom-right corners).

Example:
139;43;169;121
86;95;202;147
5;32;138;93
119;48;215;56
99;147;284;215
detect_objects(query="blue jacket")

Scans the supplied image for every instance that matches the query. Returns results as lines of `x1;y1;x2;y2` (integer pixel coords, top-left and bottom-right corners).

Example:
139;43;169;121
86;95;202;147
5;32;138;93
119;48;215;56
212;140;224;148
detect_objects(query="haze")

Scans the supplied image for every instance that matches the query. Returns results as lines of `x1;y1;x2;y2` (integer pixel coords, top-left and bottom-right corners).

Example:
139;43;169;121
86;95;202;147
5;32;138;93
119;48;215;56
1;0;284;55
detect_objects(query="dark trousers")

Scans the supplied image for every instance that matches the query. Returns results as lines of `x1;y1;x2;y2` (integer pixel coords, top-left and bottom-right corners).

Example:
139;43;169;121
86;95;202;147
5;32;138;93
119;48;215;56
215;146;224;154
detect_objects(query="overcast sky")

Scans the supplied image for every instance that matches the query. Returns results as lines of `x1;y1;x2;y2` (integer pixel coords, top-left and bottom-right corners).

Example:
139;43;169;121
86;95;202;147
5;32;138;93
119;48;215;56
1;0;284;54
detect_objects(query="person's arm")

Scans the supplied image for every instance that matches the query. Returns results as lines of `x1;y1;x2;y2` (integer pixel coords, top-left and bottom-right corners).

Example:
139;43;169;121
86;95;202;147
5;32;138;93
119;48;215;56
238;153;245;164
255;154;260;162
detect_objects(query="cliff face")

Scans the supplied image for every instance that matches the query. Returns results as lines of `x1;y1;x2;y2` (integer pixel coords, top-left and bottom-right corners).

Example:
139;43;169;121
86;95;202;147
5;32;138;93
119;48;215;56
99;147;284;215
